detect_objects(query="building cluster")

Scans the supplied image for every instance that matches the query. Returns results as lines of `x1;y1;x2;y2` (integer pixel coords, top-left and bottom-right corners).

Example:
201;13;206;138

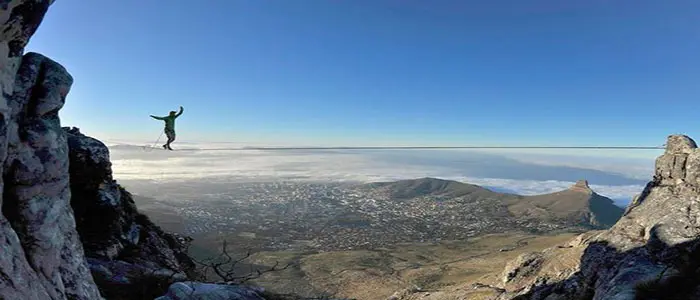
164;182;568;251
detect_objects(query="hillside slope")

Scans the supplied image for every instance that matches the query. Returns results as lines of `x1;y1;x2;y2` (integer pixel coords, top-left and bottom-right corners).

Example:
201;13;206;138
366;177;502;199
507;180;623;228
364;177;623;230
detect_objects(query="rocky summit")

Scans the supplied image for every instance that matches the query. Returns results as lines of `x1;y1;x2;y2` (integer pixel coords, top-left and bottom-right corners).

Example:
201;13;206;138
570;180;592;192
494;134;700;300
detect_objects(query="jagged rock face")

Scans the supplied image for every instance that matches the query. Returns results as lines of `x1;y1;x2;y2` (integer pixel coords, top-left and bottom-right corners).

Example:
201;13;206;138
499;134;700;300
0;2;199;300
601;136;700;250
502;252;546;286
498;231;601;297
3;51;104;300
65;126;131;258
64;127;198;299
0;1;103;299
0;0;51;97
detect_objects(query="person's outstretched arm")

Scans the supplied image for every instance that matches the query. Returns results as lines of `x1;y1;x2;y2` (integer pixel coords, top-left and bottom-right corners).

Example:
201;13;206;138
150;115;165;120
175;106;184;117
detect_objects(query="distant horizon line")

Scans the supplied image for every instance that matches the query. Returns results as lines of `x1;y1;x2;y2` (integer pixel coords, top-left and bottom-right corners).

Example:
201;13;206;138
105;141;665;151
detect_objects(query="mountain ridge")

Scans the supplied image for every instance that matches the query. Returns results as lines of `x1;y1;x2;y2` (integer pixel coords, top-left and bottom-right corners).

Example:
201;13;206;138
362;177;624;229
510;180;623;228
364;177;500;199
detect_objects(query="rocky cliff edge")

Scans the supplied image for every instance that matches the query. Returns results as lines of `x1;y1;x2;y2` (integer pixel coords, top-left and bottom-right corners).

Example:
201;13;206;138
0;1;100;299
497;135;700;300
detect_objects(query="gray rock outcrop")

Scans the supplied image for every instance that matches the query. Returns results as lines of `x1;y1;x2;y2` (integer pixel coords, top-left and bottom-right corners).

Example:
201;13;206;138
498;134;700;300
0;1;102;299
64;127;199;299
0;2;195;299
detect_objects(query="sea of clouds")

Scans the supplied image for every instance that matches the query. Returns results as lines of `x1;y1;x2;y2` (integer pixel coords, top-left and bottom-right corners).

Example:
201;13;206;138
106;142;658;206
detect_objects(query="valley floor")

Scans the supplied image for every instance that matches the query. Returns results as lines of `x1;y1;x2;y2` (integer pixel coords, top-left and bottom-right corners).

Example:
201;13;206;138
129;179;595;299
188;232;578;299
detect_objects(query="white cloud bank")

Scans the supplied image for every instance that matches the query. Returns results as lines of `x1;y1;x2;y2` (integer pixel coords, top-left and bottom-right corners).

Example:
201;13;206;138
107;143;655;204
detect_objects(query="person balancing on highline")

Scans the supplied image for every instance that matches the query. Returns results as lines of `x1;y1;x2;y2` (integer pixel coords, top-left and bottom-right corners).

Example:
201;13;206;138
150;106;184;150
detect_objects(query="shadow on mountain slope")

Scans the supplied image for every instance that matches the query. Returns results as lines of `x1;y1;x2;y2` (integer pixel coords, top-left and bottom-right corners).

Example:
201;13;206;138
496;134;700;300
509;235;700;300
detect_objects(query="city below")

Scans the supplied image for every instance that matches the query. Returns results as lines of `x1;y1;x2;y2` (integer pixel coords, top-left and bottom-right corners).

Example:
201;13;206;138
132;178;619;252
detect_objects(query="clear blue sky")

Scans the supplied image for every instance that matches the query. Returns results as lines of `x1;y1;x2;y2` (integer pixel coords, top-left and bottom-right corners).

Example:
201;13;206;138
26;0;700;147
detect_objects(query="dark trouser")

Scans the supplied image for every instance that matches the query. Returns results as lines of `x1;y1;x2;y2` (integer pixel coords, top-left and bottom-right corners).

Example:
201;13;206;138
164;128;176;149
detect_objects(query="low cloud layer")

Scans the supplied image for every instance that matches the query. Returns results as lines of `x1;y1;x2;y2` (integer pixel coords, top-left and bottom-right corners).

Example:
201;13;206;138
106;143;655;205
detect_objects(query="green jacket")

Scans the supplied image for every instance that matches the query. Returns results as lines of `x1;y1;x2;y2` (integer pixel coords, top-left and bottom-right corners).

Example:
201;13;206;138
151;107;183;131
